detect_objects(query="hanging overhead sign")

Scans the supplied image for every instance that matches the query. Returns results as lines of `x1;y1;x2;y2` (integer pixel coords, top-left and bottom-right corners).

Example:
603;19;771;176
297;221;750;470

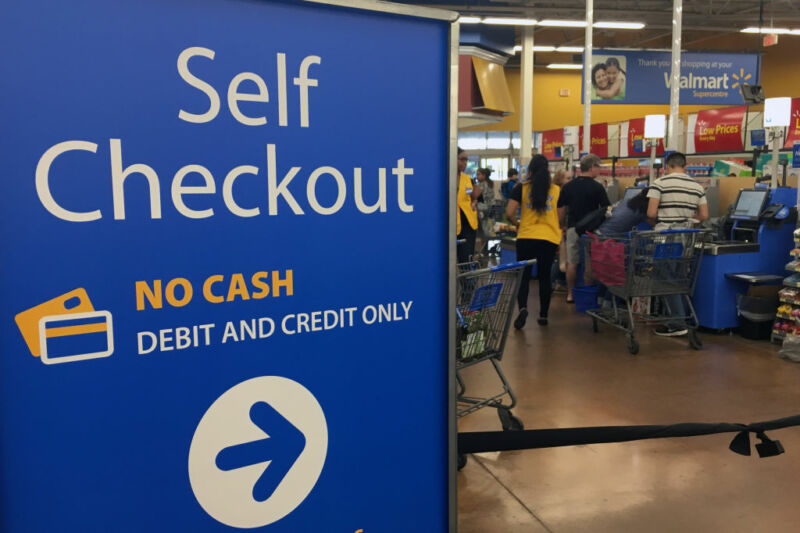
585;50;760;105
783;98;800;149
541;128;565;160
627;118;664;156
0;0;455;531
579;123;609;158
694;106;747;153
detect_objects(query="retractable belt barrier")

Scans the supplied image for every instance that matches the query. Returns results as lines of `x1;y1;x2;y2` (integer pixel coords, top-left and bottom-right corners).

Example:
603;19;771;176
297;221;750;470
458;414;800;458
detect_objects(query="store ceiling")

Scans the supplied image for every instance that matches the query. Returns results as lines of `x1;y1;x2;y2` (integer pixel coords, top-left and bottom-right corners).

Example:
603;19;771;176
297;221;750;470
398;0;800;53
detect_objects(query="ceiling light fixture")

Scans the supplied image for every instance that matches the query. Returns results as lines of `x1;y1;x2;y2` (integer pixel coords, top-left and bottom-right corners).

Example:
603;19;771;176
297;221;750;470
556;46;585;52
547;63;583;70
593;21;645;29
459;16;482;24
538;19;587;27
741;27;791;34
482;17;537;26
513;45;560;53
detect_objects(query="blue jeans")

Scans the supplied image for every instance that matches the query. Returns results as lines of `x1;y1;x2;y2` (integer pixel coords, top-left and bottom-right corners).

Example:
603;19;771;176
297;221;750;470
663;294;686;329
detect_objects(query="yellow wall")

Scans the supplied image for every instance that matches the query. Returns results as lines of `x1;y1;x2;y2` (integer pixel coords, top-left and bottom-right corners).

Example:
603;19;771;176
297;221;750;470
471;38;800;132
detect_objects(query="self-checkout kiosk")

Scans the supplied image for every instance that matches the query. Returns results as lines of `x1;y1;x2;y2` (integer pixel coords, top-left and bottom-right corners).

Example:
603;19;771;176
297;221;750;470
693;187;797;329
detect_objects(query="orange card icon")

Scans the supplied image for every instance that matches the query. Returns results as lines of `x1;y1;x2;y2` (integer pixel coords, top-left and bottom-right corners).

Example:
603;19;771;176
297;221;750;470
15;289;95;357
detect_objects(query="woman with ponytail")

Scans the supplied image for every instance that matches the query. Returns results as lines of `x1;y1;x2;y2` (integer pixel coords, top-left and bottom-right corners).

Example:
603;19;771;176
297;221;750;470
505;154;562;328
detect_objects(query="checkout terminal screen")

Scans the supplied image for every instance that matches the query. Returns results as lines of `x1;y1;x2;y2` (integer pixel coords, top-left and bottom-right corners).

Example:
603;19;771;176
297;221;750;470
732;190;768;220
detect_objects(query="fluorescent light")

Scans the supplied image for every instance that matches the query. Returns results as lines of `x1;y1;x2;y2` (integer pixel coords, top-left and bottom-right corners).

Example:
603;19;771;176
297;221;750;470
482;17;537;25
556;46;585;52
459;16;482;24
594;21;645;29
538;19;587;27
547;63;583;70
513;45;557;53
741;27;791;34
790;29;800;35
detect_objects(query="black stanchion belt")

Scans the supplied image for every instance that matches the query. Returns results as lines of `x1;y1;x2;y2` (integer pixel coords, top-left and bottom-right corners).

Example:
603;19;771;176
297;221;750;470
458;414;800;458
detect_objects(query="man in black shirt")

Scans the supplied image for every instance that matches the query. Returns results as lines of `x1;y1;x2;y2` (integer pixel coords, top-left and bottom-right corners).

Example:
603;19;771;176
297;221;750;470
557;154;610;302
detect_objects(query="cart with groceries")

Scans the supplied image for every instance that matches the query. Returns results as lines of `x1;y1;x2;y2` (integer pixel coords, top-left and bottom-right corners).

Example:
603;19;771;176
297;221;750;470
582;229;710;354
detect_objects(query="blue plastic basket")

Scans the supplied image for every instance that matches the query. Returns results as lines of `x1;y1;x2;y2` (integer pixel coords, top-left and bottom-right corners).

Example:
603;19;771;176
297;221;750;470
573;285;600;313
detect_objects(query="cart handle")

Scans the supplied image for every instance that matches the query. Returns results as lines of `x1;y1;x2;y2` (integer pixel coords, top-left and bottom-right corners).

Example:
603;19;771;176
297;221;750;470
658;228;702;234
490;259;536;272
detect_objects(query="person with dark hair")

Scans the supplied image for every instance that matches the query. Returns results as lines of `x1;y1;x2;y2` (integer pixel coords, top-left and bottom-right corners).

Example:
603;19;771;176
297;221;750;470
506;154;562;328
596;188;650;238
646;151;708;337
591;63;609;92
501;168;519;200
603;57;626;100
456;148;481;264
557;153;610;303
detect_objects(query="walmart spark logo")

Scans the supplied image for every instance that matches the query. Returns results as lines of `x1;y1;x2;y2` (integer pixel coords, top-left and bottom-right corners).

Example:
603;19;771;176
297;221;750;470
731;68;752;89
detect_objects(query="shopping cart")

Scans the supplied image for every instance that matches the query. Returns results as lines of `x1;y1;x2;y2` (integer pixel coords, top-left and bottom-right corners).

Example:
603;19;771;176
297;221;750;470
456;260;533;427
582;229;710;354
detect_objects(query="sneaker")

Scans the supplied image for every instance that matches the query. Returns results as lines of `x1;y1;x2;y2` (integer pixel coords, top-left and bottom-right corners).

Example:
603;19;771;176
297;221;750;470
514;309;528;330
654;325;688;337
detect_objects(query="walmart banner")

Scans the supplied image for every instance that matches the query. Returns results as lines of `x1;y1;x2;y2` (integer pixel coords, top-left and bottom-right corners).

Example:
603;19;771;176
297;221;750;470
584;50;759;105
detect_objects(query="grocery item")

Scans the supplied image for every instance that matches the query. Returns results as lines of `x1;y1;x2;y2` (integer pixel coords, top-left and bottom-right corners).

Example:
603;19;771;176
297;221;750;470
784;274;800;288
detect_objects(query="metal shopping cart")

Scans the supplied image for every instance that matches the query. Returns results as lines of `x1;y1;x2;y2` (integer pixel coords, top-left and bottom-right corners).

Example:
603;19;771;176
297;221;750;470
456;260;533;428
583;229;710;354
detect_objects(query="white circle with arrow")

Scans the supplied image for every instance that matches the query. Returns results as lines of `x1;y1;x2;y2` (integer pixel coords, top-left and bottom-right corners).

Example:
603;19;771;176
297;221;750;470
189;376;328;528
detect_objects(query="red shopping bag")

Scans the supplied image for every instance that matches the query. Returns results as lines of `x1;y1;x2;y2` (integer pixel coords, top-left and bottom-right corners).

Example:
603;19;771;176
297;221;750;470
588;233;626;286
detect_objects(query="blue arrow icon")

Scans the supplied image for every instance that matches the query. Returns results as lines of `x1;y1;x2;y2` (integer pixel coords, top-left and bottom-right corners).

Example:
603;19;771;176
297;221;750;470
215;401;307;502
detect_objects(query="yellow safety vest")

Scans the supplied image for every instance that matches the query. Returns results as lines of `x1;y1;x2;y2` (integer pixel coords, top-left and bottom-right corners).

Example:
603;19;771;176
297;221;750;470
457;172;478;234
517;183;561;245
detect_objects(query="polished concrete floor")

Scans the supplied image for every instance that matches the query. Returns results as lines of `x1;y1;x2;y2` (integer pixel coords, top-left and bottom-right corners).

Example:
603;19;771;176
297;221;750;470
456;287;800;533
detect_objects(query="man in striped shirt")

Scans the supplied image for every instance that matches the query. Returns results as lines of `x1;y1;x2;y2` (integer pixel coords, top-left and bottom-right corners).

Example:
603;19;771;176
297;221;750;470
647;152;708;228
646;152;708;337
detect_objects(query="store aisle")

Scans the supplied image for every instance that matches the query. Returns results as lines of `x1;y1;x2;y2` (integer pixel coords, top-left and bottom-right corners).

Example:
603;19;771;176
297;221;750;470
457;290;800;533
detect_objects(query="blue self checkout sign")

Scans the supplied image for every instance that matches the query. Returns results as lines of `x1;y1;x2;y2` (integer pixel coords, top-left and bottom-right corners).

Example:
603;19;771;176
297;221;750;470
0;0;456;531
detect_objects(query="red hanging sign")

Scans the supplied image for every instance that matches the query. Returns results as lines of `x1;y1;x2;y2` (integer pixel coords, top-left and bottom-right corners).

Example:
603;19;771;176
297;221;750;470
694;106;746;152
783;98;800;149
541;128;564;160
579;123;609;158
627;118;664;156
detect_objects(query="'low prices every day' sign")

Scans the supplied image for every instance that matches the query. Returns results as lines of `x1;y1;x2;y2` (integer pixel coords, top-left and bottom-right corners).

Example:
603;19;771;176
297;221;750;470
0;0;452;531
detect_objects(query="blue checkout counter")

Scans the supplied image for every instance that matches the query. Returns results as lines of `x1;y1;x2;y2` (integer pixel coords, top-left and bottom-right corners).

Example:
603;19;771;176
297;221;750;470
693;187;797;329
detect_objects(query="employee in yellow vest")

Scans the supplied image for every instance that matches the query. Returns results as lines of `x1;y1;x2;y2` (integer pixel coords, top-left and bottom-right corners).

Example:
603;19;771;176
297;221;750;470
456;148;481;264
505;154;561;328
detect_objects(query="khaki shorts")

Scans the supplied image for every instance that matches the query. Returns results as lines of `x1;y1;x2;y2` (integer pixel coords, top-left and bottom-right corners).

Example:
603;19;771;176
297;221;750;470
566;228;581;265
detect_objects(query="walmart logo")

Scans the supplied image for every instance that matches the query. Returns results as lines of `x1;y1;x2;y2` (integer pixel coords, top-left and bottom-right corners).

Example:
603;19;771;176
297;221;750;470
663;66;754;91
731;68;752;89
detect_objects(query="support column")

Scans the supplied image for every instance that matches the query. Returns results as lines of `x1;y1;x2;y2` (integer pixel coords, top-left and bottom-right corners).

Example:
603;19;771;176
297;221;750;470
771;128;781;188
667;0;682;150
519;26;534;170
582;0;593;155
